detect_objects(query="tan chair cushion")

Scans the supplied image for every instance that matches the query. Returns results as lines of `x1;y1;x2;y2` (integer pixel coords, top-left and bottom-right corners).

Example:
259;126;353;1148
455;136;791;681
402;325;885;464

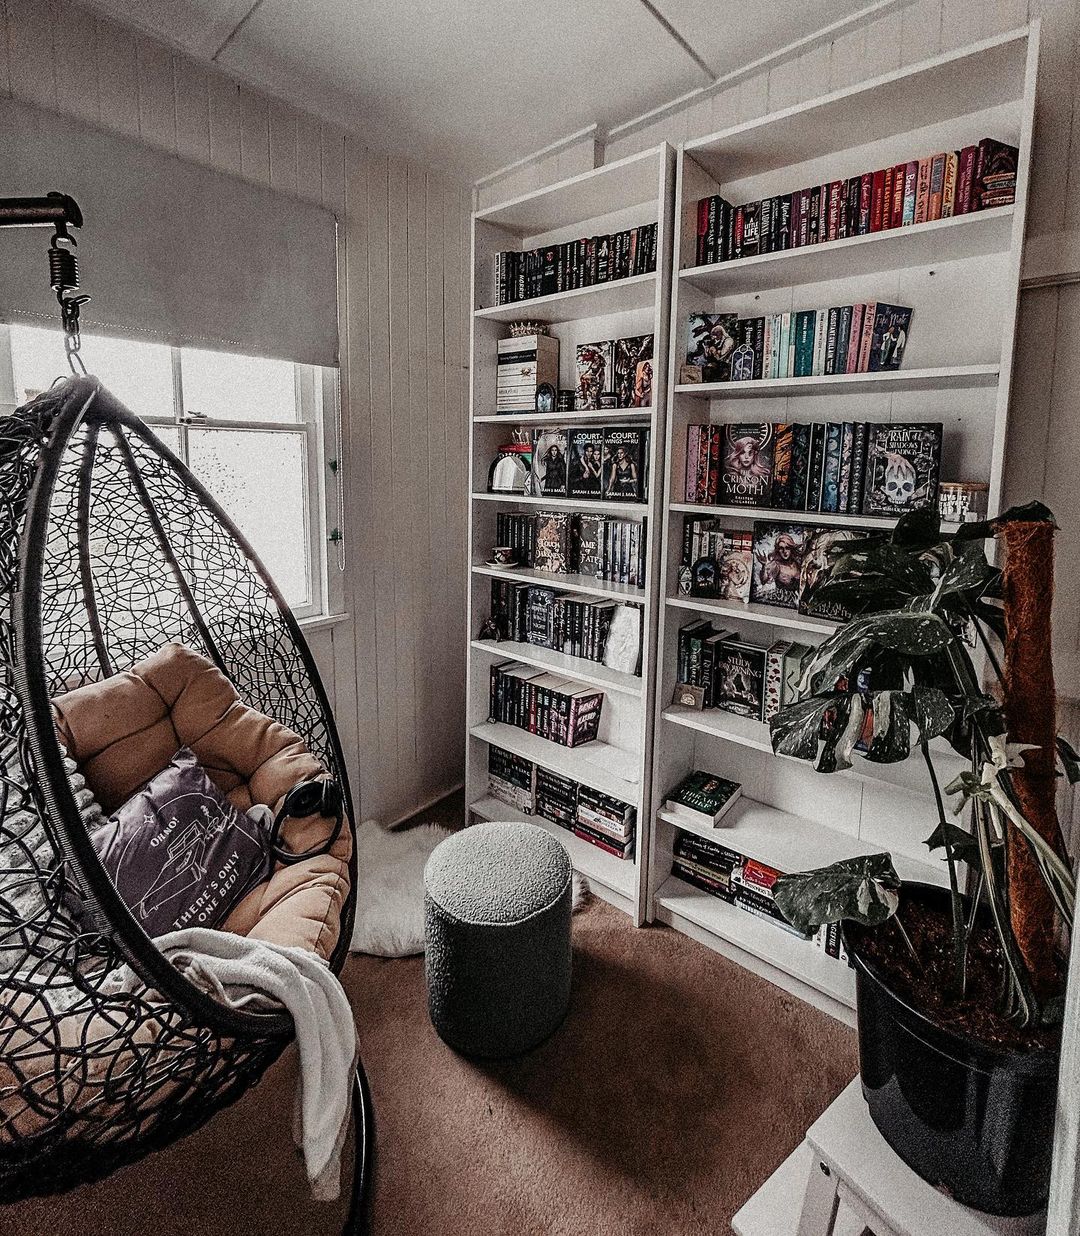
52;642;352;959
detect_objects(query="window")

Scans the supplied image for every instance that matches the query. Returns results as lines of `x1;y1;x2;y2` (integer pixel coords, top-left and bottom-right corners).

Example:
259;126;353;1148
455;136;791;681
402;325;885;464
3;324;337;619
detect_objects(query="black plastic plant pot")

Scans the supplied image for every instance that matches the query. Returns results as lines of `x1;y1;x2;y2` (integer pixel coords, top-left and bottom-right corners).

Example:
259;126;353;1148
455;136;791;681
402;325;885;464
843;882;1060;1217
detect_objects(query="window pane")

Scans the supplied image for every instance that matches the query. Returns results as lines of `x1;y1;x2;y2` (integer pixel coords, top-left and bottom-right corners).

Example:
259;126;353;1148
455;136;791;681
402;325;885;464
149;425;181;456
180;347;297;423
187;428;310;607
9;324;174;417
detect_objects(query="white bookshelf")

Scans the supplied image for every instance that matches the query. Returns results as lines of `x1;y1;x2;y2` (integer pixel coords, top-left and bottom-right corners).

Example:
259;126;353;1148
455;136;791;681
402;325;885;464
466;145;676;923
647;26;1039;1020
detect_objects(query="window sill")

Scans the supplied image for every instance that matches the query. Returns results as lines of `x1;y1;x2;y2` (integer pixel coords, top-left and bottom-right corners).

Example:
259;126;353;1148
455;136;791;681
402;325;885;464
298;611;351;633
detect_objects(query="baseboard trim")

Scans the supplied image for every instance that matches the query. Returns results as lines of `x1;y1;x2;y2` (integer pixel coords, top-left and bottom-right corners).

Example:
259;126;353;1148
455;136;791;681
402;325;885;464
386;781;465;830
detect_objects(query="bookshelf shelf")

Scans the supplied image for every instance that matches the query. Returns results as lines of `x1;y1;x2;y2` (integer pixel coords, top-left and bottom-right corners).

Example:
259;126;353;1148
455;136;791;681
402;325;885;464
469;795;637;904
674;364;1000;399
474;271;657;324
470;639;645;698
471;491;647;517
474;147;666;238
466;145;675;926
678;206;1015;296
471;562;646;602
683;28;1030;184
647;25;1038;1019
669;502;900;528
656;797;945;887
654;874;856;1010
474;406;655;424
469;721;641;805
665;594;839;636
661;705;966;793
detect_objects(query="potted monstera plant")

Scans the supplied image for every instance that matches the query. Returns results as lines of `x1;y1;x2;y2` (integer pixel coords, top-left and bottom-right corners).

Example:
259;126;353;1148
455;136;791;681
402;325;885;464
769;503;1075;1217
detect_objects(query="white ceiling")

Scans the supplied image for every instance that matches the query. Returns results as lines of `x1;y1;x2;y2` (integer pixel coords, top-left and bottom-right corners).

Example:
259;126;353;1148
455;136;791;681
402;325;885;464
86;0;873;180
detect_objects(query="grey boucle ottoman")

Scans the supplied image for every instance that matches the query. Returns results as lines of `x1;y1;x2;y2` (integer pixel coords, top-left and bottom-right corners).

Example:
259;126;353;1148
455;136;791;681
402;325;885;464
424;821;573;1058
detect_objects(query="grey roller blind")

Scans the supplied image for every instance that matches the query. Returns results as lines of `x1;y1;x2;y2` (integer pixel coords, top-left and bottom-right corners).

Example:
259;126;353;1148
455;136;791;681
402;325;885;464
0;96;338;367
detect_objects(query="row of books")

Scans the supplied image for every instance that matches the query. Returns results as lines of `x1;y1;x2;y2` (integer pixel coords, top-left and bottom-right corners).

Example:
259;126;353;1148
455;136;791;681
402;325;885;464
670;827;846;959
679;518;865;620
488;580;644;674
487;745;636;860
685;420;943;518
489;662;604;748
682;303;912;386
527;424;651;502
495;511;648;587
677;621;813;720
493;221;658;305
693;137;1019;266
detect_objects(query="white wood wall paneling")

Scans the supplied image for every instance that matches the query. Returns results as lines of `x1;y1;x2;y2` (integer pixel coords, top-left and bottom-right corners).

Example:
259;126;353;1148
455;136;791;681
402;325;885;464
423;171;448;804
54;0;99;125
386;157;415;810
238;85;270;186
95;12;139;137
6;0;56;110
342;137;376;822
208;71;243;177
174;57;210;166
136;36;176;152
0;0;472;827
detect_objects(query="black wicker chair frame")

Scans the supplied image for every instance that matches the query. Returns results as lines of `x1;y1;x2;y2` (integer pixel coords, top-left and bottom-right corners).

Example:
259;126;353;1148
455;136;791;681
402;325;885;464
0;376;372;1230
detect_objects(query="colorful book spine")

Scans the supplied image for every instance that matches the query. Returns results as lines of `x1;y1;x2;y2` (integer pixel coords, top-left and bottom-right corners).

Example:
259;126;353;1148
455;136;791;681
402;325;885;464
811;309;828;377
856;302;877;374
845;305;865;375
901;160;919;225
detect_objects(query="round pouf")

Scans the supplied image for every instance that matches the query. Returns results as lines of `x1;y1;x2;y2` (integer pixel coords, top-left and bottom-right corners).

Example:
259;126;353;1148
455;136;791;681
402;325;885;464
424;821;573;1058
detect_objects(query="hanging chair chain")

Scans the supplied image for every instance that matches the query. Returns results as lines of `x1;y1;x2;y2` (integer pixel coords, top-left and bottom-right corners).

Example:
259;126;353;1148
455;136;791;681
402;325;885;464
0;192;88;375
48;227;90;376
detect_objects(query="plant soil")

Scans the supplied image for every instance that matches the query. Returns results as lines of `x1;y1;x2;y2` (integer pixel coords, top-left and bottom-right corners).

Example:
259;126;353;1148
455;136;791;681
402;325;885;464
854;897;1062;1053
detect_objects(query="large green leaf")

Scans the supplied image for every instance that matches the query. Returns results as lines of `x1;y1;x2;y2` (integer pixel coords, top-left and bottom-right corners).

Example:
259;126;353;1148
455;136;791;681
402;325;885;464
910;686;955;740
773;853;902;936
925;820;982;868
954;500;1057;543
769;695;837;762
1057;736;1080;785
933;539;994;599
862;691;911;763
805;610;952;698
892;506;943;548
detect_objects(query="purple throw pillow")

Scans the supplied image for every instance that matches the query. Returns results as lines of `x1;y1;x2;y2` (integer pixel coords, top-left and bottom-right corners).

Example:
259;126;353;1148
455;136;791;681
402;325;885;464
89;746;272;938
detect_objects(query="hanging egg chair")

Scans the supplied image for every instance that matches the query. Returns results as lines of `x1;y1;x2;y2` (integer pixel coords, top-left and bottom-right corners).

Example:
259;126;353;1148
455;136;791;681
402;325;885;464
0;373;371;1230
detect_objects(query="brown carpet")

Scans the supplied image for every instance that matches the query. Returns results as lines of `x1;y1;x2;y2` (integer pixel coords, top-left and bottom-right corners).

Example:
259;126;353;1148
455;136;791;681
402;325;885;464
1;898;856;1236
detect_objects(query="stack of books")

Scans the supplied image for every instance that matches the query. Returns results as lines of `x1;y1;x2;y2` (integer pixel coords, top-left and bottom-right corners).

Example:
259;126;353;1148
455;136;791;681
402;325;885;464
693;137;1019;265
684;420;943;518
486;744;636;859
682;303;912;385
664;770;742;826
670;828;847;959
494;222;658;305
489;662;603;747
488;580;643;674
494;510;648;587
496;334;559;412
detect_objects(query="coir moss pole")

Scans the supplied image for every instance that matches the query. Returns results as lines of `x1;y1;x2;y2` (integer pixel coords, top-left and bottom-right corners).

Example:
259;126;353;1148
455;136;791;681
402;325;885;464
999;516;1067;996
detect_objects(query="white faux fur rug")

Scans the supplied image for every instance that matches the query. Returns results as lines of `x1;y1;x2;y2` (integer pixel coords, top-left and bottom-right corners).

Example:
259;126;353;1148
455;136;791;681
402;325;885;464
350;819;590;957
